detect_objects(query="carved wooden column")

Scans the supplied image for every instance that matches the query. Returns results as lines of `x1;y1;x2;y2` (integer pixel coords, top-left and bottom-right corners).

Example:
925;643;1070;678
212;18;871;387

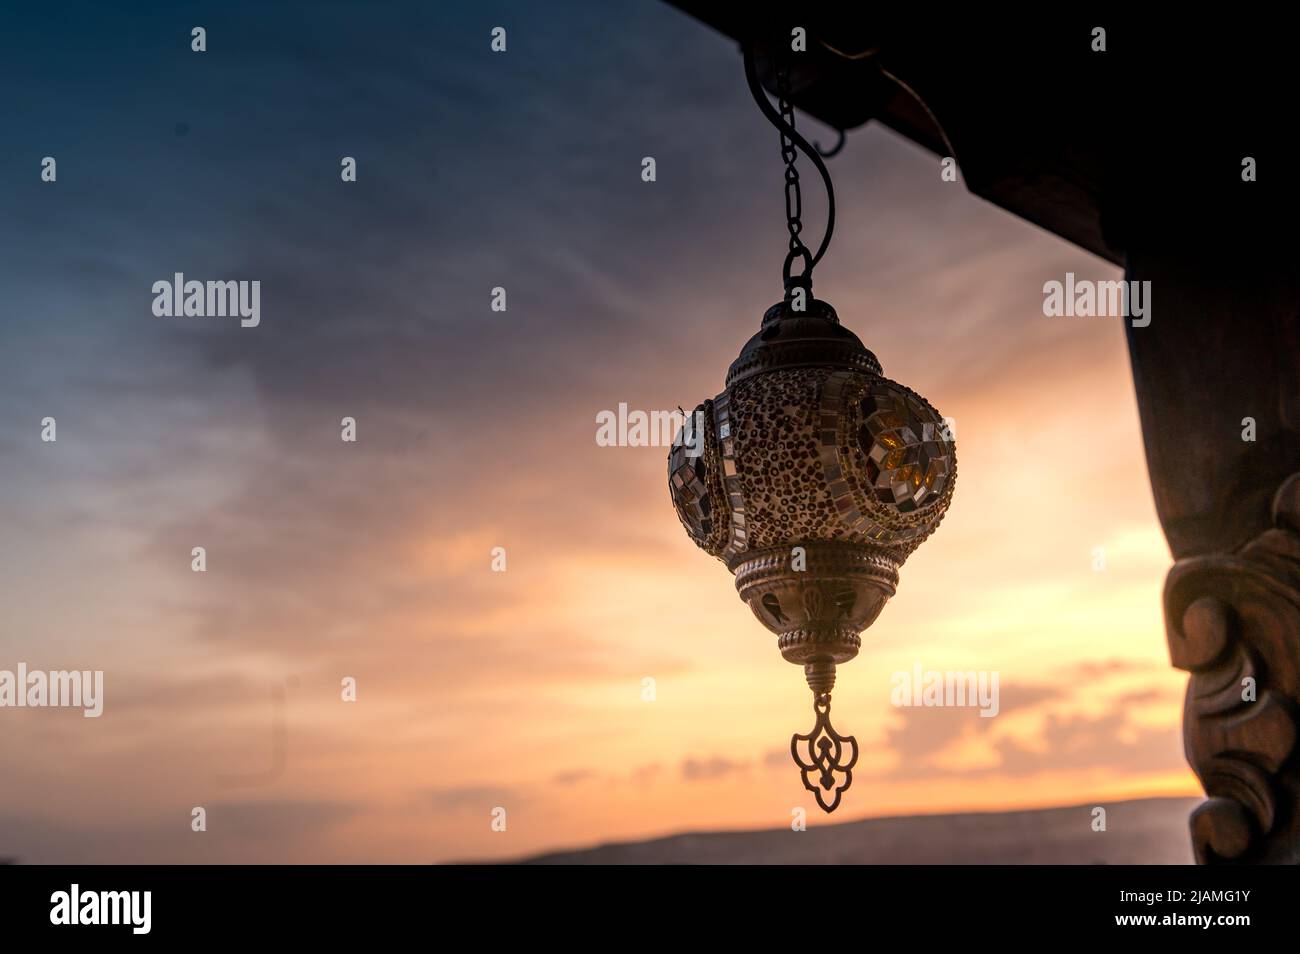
1126;238;1300;864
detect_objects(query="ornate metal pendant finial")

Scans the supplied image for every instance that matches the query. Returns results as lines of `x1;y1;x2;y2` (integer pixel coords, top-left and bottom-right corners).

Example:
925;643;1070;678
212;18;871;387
792;661;858;813
793;697;858;814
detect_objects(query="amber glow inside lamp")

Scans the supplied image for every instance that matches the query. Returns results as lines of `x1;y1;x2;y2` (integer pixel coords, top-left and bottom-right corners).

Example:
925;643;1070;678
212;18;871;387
667;45;957;813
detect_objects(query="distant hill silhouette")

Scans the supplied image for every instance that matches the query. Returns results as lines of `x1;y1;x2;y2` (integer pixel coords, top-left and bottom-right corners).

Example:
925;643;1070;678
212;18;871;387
504;797;1198;865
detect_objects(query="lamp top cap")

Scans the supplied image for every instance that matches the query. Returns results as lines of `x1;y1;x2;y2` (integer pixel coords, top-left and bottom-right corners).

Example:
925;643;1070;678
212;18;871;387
726;298;883;387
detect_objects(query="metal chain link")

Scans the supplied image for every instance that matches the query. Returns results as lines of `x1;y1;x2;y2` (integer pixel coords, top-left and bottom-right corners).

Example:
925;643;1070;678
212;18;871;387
744;44;834;293
775;65;805;258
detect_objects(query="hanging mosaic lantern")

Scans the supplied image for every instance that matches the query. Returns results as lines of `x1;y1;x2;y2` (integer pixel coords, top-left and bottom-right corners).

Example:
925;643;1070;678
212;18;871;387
667;45;957;813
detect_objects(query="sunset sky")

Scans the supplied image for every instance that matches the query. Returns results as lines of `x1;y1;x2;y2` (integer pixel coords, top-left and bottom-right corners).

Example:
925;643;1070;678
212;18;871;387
0;0;1197;863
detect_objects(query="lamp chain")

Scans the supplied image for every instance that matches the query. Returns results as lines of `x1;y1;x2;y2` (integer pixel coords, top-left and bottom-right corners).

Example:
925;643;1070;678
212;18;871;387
775;64;805;260
742;43;835;297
